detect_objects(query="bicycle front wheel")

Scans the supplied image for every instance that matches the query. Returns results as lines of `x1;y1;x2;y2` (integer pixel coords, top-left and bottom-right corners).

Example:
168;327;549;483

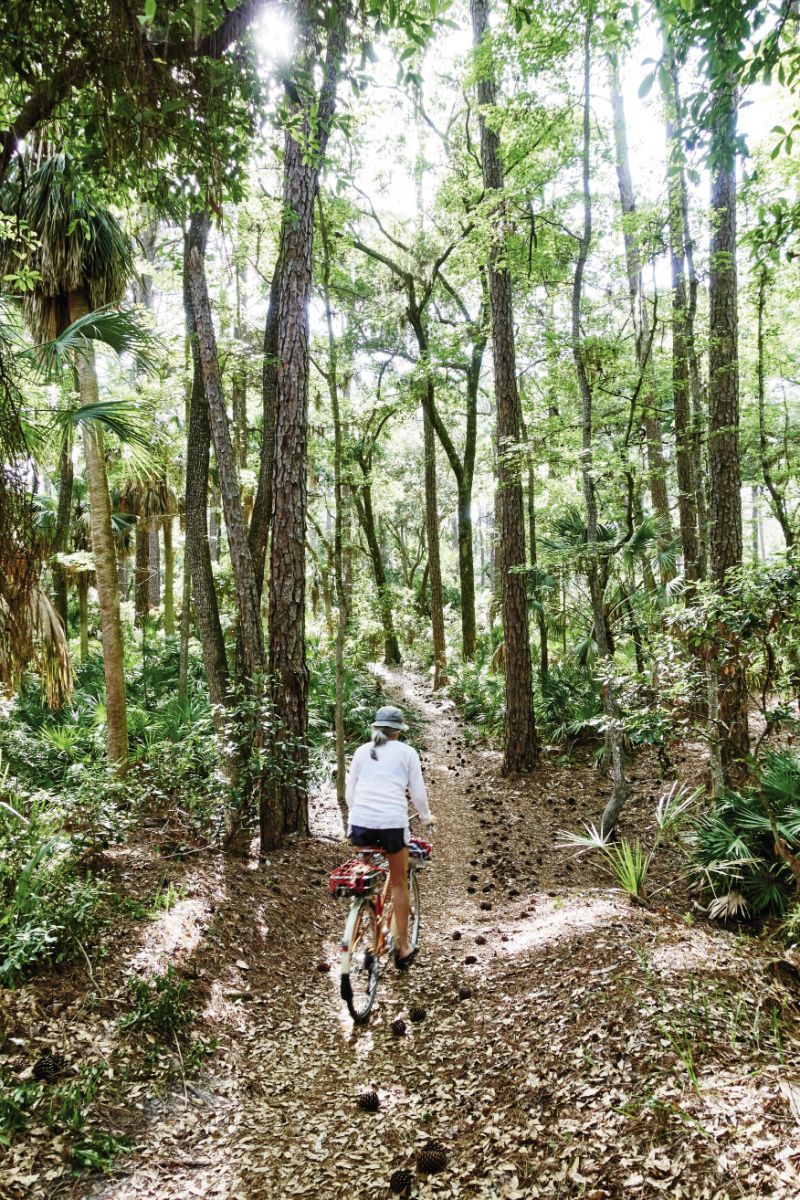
408;868;422;950
340;898;379;1024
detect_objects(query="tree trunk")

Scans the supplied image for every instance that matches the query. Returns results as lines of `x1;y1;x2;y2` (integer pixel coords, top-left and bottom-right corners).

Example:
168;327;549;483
187;233;265;685
68;291;128;771
424;402;447;689
708;74;749;784
134;520;149;627
355;477;402;666
249;259;279;598
52;436;73;630
183;213;229;720
148;522;160;608
609;58;673;560
520;410;548;678
572;22;627;832
471;0;537;774
756;267;794;547
265;2;345;848
163;514;175;635
77;572;89;664
318;195;350;829
665;73;701;592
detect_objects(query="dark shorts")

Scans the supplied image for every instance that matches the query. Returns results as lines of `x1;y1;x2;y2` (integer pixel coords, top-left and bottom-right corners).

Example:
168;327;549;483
350;825;408;855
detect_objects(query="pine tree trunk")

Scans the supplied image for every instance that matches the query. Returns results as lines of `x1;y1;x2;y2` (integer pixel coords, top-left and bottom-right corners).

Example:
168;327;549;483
424;402;447;689
319;196;350;827
163;514;175;634
708;76;749;785
69;292;128;771
183;213;229;719
265;2;345;848
609;59;673;559
665;79;701;591
187;233;265;686
134;521;149;627
471;0;537;773
249;260;279;598
148;523;160;608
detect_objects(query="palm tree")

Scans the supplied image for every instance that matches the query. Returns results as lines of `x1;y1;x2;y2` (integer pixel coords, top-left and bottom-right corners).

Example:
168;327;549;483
0;151;135;770
119;475;177;630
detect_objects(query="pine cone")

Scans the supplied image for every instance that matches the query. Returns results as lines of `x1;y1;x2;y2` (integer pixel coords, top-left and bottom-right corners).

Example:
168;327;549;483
389;1168;413;1195
416;1139;447;1174
409;1006;426;1023
33;1053;65;1082
357;1090;380;1112
391;1018;407;1037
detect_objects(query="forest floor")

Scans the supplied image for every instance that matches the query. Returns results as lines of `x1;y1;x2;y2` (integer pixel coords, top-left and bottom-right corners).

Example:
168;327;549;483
4;671;800;1200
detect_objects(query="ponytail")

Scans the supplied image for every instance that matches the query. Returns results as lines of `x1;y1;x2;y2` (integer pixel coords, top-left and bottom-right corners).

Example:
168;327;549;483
370;727;391;760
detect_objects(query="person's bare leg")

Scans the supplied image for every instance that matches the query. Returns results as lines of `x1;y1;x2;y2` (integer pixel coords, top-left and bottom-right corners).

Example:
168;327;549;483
387;847;411;958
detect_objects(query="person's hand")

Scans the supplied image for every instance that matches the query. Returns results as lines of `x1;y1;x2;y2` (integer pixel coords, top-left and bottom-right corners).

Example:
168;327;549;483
420;814;436;827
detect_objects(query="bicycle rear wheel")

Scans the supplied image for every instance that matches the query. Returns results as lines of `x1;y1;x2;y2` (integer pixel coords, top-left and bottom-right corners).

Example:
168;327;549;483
340;898;379;1024
408;868;422;950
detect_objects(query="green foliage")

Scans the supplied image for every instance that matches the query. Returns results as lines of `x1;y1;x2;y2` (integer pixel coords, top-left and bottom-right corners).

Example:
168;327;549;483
605;839;651;902
692;751;800;918
0;793;108;984
537;662;603;745
69;1129;131;1174
445;647;505;745
0;1063;119;1166
120;967;195;1038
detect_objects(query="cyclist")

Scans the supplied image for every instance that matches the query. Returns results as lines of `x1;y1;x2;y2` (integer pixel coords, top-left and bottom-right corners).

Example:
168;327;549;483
345;705;435;970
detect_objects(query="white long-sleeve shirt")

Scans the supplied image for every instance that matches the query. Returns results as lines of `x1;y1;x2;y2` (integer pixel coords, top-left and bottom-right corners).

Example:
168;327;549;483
345;740;431;834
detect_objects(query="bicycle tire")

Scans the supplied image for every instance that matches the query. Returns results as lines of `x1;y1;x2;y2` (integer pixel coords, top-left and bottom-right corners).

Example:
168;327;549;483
409;868;422;950
340;897;379;1024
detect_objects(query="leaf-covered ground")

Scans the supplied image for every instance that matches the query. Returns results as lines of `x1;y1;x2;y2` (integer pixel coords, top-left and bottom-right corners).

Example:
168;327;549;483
3;672;800;1199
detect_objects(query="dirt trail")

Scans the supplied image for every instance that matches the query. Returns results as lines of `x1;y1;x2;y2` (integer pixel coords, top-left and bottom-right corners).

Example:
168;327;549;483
12;672;800;1199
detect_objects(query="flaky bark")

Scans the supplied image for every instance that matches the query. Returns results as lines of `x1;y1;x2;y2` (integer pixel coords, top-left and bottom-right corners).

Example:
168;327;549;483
187;233;265;685
134;520;149;627
708;74;749;784
183;213;229;719
162;515;175;635
471;0;537;773
264;1;345;848
664;57;701;592
249;259;279;598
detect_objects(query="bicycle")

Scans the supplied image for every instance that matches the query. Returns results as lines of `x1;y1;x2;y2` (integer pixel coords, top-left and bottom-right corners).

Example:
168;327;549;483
328;828;432;1024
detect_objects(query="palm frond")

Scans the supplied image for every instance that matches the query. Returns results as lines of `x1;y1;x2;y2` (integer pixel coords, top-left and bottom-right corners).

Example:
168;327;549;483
0;152;134;343
21;307;162;380
48;399;156;475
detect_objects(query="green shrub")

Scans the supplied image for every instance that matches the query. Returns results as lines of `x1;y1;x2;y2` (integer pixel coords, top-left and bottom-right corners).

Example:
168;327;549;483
120;967;195;1037
446;642;505;746
537;662;603;745
0;794;109;984
692;751;800;919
